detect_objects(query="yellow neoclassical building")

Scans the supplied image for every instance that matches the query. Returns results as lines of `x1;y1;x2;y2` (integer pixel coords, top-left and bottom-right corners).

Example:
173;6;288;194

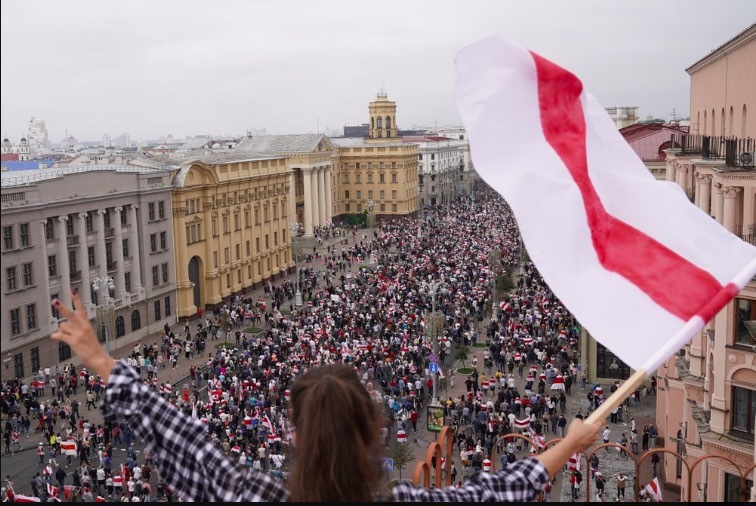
331;91;420;219
170;152;293;317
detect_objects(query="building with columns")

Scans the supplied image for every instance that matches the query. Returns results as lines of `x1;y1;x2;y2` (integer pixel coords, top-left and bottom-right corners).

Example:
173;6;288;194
331;91;420;220
1;161;177;383
233;134;337;238
169;151;293;317
655;23;755;503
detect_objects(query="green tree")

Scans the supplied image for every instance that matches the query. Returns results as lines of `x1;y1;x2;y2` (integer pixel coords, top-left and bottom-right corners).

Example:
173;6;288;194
391;439;415;480
454;346;471;369
496;273;515;298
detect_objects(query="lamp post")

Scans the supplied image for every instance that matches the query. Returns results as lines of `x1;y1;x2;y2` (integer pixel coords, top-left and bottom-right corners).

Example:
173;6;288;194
92;276;116;355
423;280;447;407
366;199;375;229
288;222;303;307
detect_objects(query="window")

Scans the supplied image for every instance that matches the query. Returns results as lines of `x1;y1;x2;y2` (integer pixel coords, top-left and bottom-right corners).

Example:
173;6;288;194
150;234;157;253
148;203;155;221
255;238;260;253
368;190;373;199
596;342;630;379
88;246;96;267
735;297;755;346
45;220;54;240
392;190;397;199
13;353;24;379
2;225;13;250
265;235;269;249
367;174;373;184
345;190;350;199
31;347;40;375
103;211;111;229
223;216;229;234
66;216;74;236
237;269;241;284
152;266;159;287
51;294;59;319
161;263;169;283
6;267;16;291
58;341;72;362
236;244;240;260
379;174;385;183
731;386;755;436
380;204;385;212
130;310;141;332
10;308;20;335
234;213;240;231
124;272;131;293
115;316;125;338
224;247;230;263
244;210;251;228
356;190;362;199
345;204;350;212
26;303;36;330
212;219;217;237
158;201;165;220
154;300;161;321
160;231;167;250
85;213;93;232
254;208;260;225
380;190;385;199
122;239;129;259
392;204;398;212
246;240;251;256
392;173;398;183
226;273;231;288
48;256;57;277
356;174;361;184
213;251;218;268
105;242;113;265
725;472;753;503
273;204;278;220
264;206;269;222
22;263;33;286
69;255;77;275
391;162;397;169
121;210;127;226
343;174;349;183
164;296;171;317
274;231;278;246
19;223;29;247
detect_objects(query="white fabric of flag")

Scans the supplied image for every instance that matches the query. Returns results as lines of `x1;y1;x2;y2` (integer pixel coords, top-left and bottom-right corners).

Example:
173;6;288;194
643;477;663;502
455;35;756;373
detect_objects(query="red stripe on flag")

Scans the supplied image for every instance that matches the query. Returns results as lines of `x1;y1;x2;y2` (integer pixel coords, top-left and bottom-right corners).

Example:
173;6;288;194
531;51;731;323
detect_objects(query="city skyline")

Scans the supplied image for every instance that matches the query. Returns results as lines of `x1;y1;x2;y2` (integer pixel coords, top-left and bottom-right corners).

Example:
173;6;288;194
1;1;754;142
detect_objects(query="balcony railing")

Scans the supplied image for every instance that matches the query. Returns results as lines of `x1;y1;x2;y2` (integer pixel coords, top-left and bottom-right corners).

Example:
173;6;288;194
672;134;755;169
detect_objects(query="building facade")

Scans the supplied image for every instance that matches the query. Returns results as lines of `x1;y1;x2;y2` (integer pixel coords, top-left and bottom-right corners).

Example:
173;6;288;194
169;152;294;317
1;161;177;383
331;91;419;221
656;23;755;503
403;135;464;208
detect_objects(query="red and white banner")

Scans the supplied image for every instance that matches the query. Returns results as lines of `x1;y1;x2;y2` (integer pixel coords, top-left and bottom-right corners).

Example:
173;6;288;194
261;415;275;434
60;440;77;456
455;35;756;373
13;495;41;503
47;482;59;498
568;453;582;472
643;477;663;502
514;418;530;429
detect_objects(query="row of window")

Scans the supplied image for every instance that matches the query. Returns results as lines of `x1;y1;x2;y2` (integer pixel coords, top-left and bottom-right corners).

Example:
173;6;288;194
222;254;289;288
151;263;170;287
8;297;171;377
212;231;286;267
342;172;399;184
344;190;400;200
2;223;30;251
344;203;398;213
147;201;167;222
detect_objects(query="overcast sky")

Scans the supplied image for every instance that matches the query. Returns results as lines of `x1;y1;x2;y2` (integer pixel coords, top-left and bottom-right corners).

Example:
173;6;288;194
2;1;754;143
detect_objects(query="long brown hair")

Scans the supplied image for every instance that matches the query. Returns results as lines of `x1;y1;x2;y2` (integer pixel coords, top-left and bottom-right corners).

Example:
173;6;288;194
289;363;386;502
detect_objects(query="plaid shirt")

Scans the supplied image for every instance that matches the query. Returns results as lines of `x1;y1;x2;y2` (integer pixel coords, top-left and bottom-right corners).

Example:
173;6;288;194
103;360;289;502
104;360;548;502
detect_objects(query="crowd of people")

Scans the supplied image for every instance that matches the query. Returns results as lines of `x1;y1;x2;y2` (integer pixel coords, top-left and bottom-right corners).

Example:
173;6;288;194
1;187;655;501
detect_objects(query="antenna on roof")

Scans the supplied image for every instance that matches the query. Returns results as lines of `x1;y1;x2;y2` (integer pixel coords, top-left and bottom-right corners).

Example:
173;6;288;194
377;84;387;99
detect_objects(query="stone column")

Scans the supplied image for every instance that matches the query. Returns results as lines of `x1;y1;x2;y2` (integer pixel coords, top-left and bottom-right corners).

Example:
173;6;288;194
56;216;71;308
317;166;326;226
129;205;143;290
712;183;724;225
693;173;702;208
676;165;688;194
39;220;53;324
96;210;108;280
289;171;297;223
77;213;92;305
698;174;712;216
311;168;321;229
666;160;677;183
722;186;741;234
324;166;333;224
114;207;126;297
302;167;314;237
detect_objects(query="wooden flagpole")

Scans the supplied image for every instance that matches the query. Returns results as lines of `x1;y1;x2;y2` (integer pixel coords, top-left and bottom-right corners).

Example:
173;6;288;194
585;369;648;425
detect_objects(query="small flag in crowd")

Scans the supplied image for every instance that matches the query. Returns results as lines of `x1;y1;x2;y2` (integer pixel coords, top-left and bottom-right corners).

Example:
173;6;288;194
514;418;530;429
60;440;77;456
455;35;756;374
46;482;59;499
568;453;582;472
643;477;663;502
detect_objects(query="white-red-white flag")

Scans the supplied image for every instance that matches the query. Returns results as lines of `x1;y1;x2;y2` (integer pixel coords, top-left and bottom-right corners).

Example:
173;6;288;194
568;452;582;472
12;495;41;503
262;414;275;434
643;477;663;502
455;36;756;373
46;482;59;498
60;440;77;456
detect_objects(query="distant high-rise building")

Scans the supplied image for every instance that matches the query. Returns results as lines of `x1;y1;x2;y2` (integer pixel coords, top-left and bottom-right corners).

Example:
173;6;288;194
605;106;639;129
26;117;50;155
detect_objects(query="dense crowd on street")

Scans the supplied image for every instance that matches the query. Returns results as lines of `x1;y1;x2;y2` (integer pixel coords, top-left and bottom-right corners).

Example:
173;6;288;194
2;187;658;502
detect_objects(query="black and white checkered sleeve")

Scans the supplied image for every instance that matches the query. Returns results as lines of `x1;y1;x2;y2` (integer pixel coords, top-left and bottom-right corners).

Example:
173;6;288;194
391;458;549;502
103;360;289;502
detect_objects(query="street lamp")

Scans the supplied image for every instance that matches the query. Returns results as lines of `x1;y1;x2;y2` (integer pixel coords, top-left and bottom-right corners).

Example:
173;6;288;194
288;222;303;307
422;280;448;407
366;199;375;229
92;276;115;355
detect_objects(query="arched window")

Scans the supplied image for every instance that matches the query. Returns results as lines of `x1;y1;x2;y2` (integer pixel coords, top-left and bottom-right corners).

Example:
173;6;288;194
720;108;725;137
711;109;716;136
385;116;391;129
115;316;125;337
741;104;747;138
703;110;707;135
131;310;141;332
729;106;734;137
377;117;383;129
